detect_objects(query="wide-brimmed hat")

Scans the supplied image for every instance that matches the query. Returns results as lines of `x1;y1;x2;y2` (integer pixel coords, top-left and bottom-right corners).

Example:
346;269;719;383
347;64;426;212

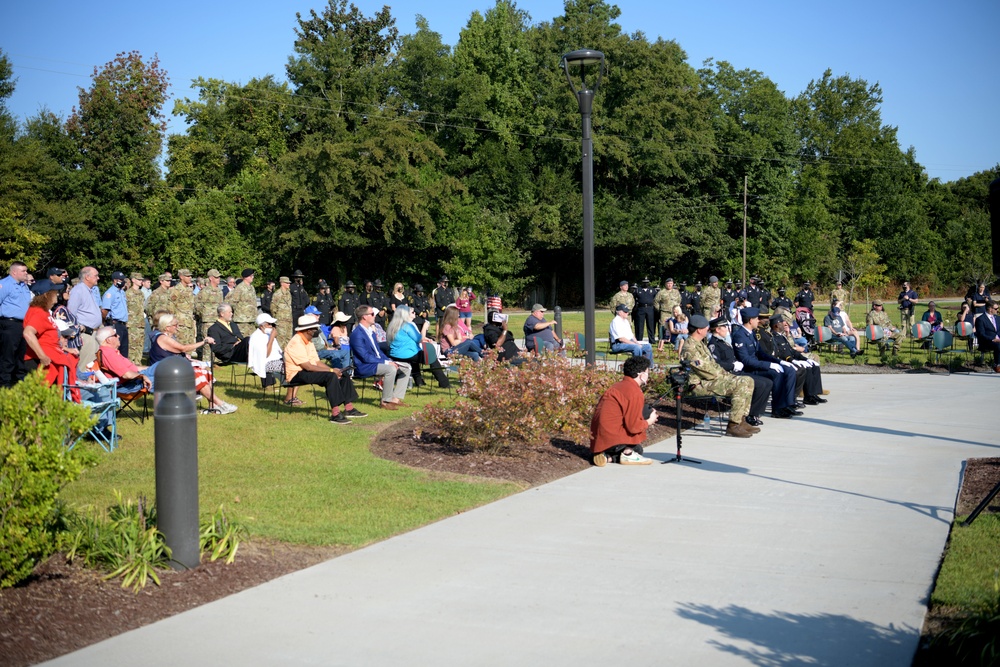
292;269;305;278
295;314;321;331
332;312;351;324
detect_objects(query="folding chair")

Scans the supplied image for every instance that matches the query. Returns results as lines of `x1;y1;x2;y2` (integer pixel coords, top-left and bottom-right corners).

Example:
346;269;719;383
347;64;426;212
95;349;149;424
63;371;120;452
931;329;967;373
421;341;453;398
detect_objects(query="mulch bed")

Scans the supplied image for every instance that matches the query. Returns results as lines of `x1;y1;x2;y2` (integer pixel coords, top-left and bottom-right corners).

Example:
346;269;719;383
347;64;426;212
2;404;996;667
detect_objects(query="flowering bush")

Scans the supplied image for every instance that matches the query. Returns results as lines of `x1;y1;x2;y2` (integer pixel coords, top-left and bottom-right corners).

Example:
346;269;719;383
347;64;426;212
419;352;618;455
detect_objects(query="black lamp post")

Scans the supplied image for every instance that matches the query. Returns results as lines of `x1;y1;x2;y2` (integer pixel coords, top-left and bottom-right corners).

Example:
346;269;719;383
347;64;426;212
562;49;604;367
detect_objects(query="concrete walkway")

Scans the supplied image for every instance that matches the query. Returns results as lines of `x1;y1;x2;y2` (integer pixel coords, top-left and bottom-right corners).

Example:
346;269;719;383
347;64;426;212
45;373;999;666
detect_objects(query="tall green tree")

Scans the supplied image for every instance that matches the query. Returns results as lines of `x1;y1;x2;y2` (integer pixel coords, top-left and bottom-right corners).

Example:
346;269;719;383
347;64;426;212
66;51;169;272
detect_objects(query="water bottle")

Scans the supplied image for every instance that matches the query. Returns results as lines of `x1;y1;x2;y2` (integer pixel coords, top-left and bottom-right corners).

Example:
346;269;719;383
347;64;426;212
703;413;711;429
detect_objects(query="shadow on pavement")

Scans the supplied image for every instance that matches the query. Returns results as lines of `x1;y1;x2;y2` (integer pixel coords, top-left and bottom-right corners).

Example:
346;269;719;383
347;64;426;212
675;602;916;667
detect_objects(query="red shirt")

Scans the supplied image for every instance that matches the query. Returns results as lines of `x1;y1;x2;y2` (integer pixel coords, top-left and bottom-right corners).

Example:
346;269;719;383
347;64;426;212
589;378;649;454
23;306;60;362
99;345;138;378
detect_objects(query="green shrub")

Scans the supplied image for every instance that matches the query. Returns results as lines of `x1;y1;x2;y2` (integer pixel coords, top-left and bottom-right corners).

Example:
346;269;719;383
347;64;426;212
419;353;617;455
66;492;247;591
0;371;94;588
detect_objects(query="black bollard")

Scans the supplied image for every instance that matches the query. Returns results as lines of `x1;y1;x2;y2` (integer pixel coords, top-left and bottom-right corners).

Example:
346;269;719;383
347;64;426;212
154;357;200;570
554;306;563;340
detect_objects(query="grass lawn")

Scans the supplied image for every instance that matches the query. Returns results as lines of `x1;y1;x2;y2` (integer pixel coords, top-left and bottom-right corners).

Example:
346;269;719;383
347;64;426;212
931;514;1000;611
63;378;518;547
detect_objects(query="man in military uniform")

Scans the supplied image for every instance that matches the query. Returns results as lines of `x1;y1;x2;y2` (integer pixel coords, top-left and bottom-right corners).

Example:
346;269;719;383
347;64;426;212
290;269;310;325
679;281;692;315
866;298;903;352
194;269;225;340
746;276;762;309
338;280;360;330
689;282;703;317
732;307;800;419
795;281;815;312
764;313;827;404
368;279;389;328
408;283;432;334
722;280;737;311
681;314;757;438
654;278;681;349
830;280;848;308
126;272;146;364
771;287;793;312
701;276;721;319
145;273;172;323
226;268;258;335
271;276;293;348
169;269;197;347
633;277;657;344
431;275;457;323
609;280;635;314
315;279;334;325
707;317;770;427
897;281;918;338
260;280;275;315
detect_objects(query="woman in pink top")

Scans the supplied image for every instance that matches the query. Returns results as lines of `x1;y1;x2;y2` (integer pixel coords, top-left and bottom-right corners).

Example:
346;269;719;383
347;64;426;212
456;287;476;328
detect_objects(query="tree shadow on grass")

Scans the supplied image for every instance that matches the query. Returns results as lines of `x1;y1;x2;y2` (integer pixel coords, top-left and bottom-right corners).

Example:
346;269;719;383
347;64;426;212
676;602;917;667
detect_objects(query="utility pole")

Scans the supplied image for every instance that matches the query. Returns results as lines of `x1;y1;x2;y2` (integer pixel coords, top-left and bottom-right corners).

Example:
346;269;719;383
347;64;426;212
742;175;748;285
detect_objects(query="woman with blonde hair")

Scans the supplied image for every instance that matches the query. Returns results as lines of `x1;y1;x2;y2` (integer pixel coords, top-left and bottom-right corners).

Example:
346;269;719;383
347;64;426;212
389;282;407;314
149;313;237;414
438;305;481;362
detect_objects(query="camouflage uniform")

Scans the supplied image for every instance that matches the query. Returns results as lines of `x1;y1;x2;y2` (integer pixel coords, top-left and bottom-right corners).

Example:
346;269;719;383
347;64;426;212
701;284;721;319
654;286;681;328
270;284;293;349
145;285;172;323
608;289;635;314
227;279;258;333
830;287;848;306
126;275;146;365
195;283;225;339
169;276;196;345
681;336;753;424
865;308;903;351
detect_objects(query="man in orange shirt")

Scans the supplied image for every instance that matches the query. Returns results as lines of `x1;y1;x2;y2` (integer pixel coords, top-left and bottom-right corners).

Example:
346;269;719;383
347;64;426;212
589;356;658;466
284;314;365;424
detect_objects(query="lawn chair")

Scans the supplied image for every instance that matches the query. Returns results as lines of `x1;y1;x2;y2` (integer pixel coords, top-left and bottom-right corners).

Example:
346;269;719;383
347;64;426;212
94;349;149;424
864;324;891;357
63;370;119;452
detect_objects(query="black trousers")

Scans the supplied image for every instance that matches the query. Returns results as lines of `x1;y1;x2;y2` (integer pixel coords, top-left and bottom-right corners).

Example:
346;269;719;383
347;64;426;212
112;320;129;360
739;372;772;417
749;367;796;413
978;338;1000;366
288;371;358;409
0;318;26;388
634;306;655;343
803;365;823;397
391;352;450;388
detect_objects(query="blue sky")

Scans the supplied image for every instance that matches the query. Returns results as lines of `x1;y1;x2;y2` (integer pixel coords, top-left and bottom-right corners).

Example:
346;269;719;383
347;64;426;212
2;0;997;181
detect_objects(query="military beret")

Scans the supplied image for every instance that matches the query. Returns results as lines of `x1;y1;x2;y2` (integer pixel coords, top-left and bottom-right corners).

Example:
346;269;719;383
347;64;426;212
241;268;255;278
689;314;709;329
740;307;760;321
709;276;719;283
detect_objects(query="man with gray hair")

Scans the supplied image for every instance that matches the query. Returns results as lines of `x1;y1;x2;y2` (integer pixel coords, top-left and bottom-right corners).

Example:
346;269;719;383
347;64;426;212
68;266;103;371
207;302;249;363
95;325;157;393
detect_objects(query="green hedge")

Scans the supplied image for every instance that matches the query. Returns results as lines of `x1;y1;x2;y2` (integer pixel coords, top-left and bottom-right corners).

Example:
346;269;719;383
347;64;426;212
0;371;94;588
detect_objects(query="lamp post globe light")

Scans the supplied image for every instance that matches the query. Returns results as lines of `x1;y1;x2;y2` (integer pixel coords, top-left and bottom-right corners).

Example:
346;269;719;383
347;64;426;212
561;49;605;367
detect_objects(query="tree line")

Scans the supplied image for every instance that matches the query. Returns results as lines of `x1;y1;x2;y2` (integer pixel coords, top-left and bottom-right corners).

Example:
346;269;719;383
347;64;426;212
1;0;996;304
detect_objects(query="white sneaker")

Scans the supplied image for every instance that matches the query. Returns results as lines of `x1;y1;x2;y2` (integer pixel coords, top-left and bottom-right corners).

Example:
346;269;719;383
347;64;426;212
619;451;652;465
217;402;237;415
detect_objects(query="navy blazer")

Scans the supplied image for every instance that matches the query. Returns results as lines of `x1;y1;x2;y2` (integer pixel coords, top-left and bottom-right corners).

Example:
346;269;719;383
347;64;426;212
349;325;390;376
732;325;780;372
975;313;999;343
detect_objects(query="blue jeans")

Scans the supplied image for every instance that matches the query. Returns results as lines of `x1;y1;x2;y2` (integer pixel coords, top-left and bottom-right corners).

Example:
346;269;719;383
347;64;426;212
319;347;351;369
118;362;159;393
447;339;481;362
610;341;652;360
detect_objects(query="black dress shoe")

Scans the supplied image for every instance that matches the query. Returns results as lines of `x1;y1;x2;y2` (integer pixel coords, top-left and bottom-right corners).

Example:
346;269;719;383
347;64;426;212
789;407;803;416
746;415;763;427
772;410;793;419
804;396;827;405
795;401;806;408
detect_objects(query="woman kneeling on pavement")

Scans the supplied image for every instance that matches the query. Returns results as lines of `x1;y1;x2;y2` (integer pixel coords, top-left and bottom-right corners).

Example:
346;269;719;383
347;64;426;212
589;356;658;466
